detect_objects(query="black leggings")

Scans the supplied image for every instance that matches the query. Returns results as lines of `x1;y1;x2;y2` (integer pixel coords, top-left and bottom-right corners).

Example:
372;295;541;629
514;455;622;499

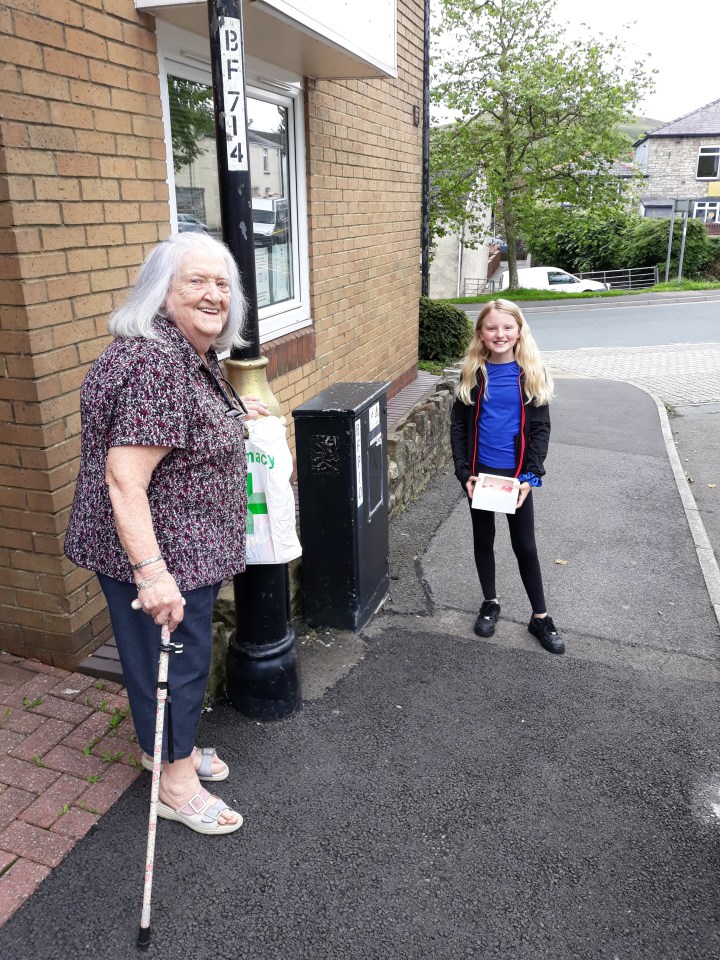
468;465;547;614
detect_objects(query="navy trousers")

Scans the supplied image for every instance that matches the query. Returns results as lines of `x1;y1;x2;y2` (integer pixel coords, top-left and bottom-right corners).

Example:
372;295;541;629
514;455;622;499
98;575;221;761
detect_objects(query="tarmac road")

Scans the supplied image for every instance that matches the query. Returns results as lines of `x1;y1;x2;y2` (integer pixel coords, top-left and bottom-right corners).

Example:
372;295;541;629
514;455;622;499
1;378;719;960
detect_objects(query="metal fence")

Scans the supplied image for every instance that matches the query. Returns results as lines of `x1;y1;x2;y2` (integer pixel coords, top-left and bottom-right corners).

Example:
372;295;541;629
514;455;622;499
462;278;497;296
577;266;659;290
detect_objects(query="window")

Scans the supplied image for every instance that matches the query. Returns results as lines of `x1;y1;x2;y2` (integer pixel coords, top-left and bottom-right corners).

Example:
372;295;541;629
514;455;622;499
696;146;720;180
547;271;578;286
693;201;720;223
158;31;310;343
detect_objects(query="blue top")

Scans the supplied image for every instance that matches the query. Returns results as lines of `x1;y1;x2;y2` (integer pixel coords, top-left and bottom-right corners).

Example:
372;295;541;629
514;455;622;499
478;361;521;470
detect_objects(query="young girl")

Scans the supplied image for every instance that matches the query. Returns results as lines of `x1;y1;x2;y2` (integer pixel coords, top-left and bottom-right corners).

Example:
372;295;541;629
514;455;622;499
450;299;564;654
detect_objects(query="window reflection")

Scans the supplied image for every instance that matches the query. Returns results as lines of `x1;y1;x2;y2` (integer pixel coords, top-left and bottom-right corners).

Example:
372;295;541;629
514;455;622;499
168;77;294;308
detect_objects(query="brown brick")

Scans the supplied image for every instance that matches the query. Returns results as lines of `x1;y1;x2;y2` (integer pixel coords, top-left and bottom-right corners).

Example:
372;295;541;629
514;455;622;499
49;101;95;131
14;11;66;49
39;223;87;251
60;201;103;225
72;291;114;319
114;132;153;158
64;27;107;61
110;87;148;114
69;79;112;109
106;39;146;71
94;108;133;135
88;59;127;89
44;47;89;81
128;70;160;97
102;201;141;224
34;178;81;202
1;36;43;70
75;130;116;155
98;156;137;180
12;201;62;226
55;153;98;178
88;267;128;292
82;8;124;42
84;224;124;248
66;247;109;272
0;120;29;149
1;92;51;124
107;243;144;267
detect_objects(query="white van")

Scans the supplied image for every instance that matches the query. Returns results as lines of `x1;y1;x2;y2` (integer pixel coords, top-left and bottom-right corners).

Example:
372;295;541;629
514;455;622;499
501;266;609;292
251;197;290;246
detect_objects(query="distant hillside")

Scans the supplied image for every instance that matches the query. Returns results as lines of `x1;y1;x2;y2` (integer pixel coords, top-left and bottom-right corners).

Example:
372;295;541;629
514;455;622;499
619;116;664;142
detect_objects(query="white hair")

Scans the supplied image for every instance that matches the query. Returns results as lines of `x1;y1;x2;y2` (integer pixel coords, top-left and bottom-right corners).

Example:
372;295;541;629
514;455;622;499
108;232;248;352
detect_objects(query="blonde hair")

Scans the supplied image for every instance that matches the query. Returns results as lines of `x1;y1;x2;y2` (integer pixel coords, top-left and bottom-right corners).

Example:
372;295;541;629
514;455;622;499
457;299;553;406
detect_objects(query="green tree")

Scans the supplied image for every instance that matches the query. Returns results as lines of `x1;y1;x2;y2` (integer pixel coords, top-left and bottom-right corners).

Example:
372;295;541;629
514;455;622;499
431;0;653;288
168;76;216;173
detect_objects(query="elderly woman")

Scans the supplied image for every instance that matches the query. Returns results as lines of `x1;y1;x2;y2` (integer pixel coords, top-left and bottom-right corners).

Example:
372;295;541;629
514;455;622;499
65;233;268;836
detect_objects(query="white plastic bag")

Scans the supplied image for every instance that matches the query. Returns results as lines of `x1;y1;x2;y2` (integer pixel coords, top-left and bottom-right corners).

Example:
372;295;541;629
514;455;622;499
245;416;302;565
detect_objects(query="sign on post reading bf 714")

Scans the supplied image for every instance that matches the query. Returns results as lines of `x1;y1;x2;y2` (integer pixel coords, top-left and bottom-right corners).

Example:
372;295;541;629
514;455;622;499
219;17;249;172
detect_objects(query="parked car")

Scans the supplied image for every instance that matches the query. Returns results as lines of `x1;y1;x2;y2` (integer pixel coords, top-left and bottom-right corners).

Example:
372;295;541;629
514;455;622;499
252;197;290;246
177;213;207;233
500;266;609;292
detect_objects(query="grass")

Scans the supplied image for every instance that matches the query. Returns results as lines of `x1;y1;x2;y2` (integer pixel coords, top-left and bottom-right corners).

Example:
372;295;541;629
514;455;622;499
445;277;720;305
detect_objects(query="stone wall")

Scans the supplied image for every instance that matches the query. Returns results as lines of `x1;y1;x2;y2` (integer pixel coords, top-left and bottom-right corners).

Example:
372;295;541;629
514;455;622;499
645;136;719;200
387;377;457;517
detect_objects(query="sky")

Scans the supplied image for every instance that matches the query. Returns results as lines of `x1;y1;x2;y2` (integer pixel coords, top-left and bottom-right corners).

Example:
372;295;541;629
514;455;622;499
552;0;720;123
432;0;720;126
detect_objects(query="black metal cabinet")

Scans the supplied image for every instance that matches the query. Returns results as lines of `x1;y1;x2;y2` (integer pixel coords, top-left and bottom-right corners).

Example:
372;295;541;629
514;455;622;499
293;382;390;630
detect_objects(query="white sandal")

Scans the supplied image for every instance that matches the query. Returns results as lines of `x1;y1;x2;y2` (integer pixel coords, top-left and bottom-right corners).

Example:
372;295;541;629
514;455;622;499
157;788;243;835
141;746;230;782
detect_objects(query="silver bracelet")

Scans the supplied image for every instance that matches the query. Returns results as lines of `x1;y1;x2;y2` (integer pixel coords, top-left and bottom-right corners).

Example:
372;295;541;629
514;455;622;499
136;569;169;591
132;554;163;571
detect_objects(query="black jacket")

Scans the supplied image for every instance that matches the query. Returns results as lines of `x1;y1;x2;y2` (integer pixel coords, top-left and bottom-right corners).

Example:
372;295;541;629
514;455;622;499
450;369;551;490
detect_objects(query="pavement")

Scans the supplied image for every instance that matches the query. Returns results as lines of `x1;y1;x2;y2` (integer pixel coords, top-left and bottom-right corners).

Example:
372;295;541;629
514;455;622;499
1;301;720;957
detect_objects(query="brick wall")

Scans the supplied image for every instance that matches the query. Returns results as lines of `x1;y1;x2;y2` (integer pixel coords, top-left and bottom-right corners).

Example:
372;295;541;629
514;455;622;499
0;0;170;667
1;0;424;668
263;0;424;436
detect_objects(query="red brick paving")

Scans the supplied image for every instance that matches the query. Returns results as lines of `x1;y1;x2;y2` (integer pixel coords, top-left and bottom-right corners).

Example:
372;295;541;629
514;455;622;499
0;656;137;926
8;717;74;762
0;859;52;926
18;774;88;829
0;819;75;868
0;786;35;831
49;805;100;840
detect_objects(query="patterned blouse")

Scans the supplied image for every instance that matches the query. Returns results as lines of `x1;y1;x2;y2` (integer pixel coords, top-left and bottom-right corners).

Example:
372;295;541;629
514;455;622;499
64;317;247;591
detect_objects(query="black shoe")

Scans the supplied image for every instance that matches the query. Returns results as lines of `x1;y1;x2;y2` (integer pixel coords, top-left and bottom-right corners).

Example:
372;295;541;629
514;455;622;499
474;600;500;638
528;615;565;654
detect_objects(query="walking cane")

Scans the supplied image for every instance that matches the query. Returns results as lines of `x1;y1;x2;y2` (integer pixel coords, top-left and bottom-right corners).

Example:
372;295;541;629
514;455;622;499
133;605;184;951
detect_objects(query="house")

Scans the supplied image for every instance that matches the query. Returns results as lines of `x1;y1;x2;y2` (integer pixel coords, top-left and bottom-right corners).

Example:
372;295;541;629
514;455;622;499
634;97;720;232
0;0;425;668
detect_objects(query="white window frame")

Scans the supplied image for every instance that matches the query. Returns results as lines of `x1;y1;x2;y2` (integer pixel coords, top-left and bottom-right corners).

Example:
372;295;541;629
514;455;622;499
696;145;720;180
156;21;311;344
693;200;720;223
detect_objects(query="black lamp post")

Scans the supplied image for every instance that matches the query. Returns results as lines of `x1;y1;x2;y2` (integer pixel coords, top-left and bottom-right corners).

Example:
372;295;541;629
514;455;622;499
206;0;301;720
